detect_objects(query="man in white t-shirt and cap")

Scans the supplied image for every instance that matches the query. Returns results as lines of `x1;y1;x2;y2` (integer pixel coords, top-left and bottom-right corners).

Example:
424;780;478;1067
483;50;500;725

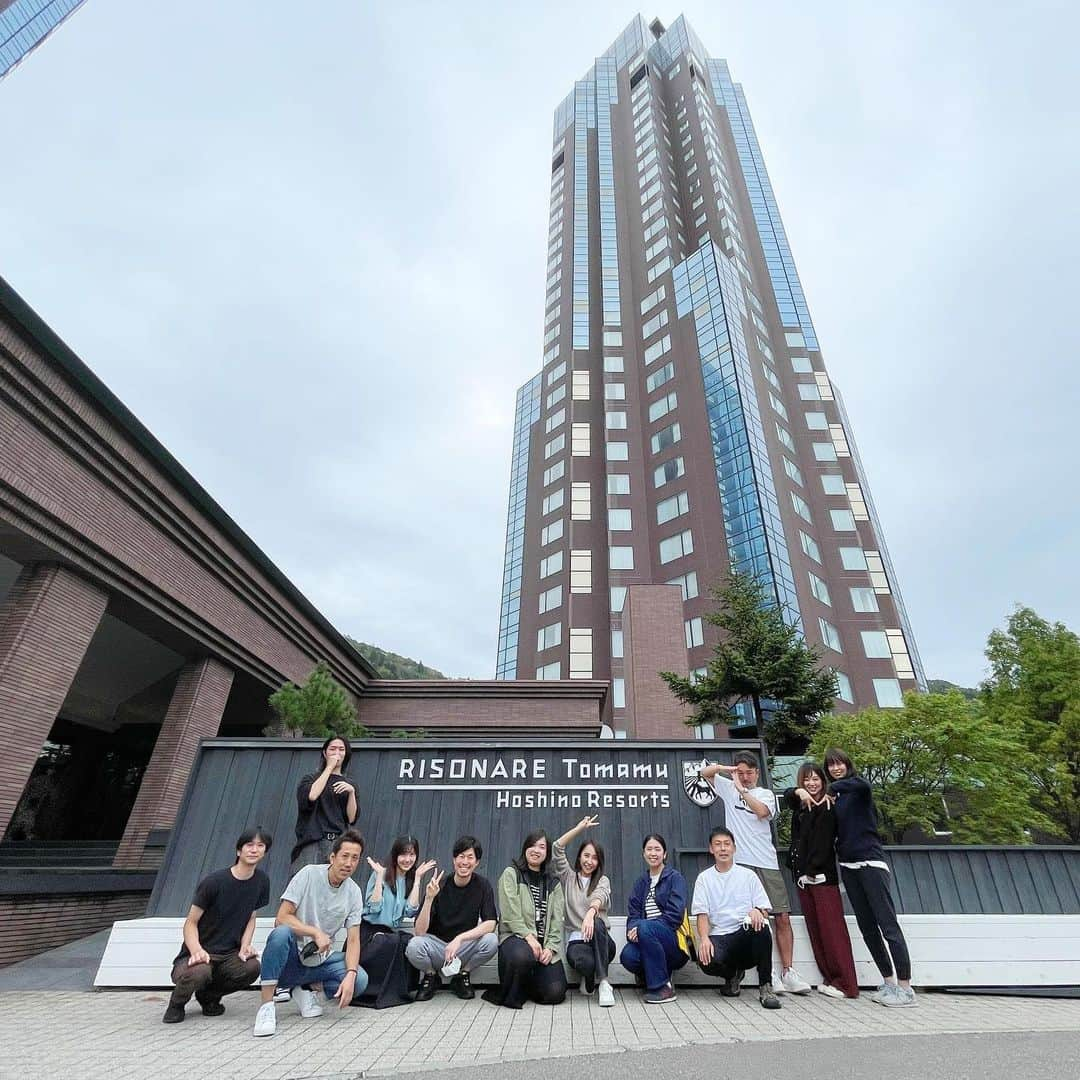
692;827;781;1009
698;751;811;994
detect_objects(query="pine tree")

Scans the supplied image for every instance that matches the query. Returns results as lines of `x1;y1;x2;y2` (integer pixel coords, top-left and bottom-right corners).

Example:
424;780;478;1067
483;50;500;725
660;570;837;751
267;662;366;739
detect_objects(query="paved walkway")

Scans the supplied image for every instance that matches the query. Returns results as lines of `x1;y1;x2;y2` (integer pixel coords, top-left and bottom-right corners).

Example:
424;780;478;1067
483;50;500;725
1;988;1078;1080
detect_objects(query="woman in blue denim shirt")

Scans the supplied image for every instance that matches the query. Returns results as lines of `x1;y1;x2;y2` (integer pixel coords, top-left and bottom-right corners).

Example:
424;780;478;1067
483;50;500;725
620;833;689;1005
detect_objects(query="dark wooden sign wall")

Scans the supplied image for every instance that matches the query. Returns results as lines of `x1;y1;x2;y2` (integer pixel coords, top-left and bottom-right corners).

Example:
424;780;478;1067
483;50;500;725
149;737;769;916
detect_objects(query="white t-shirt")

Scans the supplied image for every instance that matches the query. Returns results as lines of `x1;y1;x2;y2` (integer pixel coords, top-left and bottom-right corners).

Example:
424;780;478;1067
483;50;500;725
691;864;771;936
282;864;364;963
711;775;779;870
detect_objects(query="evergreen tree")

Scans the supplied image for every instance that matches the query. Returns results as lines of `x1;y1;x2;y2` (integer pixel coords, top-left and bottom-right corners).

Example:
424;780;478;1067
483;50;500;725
267;662;366;739
661;570;838;750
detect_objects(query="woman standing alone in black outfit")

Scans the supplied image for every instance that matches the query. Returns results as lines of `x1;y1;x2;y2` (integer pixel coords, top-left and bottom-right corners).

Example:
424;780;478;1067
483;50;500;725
825;748;915;1007
290;735;359;872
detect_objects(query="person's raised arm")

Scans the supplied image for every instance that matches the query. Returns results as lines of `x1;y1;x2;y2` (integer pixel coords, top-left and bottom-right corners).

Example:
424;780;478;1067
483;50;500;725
698;762;737;782
413;870;442;936
734;778;774;820
553;815;599;878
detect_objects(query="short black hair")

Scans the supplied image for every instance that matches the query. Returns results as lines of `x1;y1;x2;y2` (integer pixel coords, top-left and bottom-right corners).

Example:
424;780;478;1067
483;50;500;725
332;829;364;855
452;835;483;861
732;751;760;770
235;826;273;858
709;827;736;845
513;830;551;874
642;833;667;853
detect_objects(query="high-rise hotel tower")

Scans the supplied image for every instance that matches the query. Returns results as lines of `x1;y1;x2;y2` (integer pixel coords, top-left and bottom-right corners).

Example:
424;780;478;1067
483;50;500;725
496;15;924;737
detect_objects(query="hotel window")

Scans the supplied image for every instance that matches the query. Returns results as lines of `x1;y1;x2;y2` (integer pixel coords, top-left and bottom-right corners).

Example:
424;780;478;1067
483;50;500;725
546;385;565;409
791;357;813;373
798;383;821;400
609;508;632;530
839;547;867;570
776;424;796;452
546;360;566;384
785;332;806;347
606;412;628;430
543;460;564;486
571;423;590;456
654;456;685;487
783;457;803;485
537;622;561;651
861;631;891;659
805;411;828;430
606;441;629;461
570;482;591;521
685;617;704;648
667;570;699;601
568;628;593;678
821;474;846;495
819;618;842;652
791;492;812;523
544;433;564;459
873;679;904;708
657;491;689;523
538;584;562;614
651;422;681;454
570;549;592;593
830;509;857;531
648;391;678;422
610;586;627;613
545;408;565;434
603;356;624;373
850;587;879;613
643;335;672;364
642;309;669;338
611;629;624;658
813;442;838;462
835;671;853;703
609;546;634;570
603;331;623;347
809;572;831;606
540;519;563;546
539;552;563;579
646;361;675;392
542;488;564;515
641;284;666;314
659;529;694;564
612;677;626;709
572;370;590;400
769;393;788;420
607;474;630;495
605;382;626;400
536;661;561;680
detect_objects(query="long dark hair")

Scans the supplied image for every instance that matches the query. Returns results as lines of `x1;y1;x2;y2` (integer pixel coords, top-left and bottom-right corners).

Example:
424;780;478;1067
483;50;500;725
574;839;606;896
319;734;352;773
513;829;551;875
385;835;419;892
823;747;855;780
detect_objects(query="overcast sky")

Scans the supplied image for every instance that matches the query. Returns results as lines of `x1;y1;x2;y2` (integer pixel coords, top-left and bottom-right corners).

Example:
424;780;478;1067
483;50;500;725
1;2;1076;685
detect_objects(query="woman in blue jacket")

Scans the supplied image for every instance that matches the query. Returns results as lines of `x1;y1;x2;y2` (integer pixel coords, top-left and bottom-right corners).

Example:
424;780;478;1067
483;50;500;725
619;833;689;1004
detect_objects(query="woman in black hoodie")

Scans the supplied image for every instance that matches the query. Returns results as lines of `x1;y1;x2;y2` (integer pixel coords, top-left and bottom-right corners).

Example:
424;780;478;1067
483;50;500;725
825;748;915;1007
783;763;858;998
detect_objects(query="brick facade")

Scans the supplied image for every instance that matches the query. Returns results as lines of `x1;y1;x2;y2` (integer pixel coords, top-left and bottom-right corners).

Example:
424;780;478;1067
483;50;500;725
113;658;234;868
0;563;108;839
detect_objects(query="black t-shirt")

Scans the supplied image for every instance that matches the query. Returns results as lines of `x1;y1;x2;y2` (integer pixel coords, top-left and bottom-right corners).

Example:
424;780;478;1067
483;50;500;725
429;873;497;941
291;771;359;861
175;866;270;962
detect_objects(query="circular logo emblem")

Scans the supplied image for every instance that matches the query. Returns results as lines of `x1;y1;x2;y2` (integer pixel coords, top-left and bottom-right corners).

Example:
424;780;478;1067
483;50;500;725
683;759;718;807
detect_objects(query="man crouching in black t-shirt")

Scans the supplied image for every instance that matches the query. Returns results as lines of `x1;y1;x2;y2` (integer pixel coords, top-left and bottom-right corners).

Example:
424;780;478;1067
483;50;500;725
405;835;498;1000
163;826;272;1024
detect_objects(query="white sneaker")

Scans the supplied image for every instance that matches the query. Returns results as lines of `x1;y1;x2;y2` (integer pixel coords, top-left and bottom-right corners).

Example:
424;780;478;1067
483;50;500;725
881;985;917;1007
817;983;845;999
871;982;897;1004
295;988;324;1018
780;967;812;995
598;980;615;1007
253;1002;276;1037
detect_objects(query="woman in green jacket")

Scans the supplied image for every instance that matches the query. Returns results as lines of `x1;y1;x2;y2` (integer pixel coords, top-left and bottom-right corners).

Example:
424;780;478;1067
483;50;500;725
481;830;567;1009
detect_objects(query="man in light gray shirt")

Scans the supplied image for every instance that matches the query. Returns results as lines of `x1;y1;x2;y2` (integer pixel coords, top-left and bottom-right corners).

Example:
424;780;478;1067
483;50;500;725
253;829;370;1037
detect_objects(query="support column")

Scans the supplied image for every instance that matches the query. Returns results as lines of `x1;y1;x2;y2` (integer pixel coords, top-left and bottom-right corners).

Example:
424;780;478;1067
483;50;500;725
622;584;693;740
113;656;234;868
0;563;108;840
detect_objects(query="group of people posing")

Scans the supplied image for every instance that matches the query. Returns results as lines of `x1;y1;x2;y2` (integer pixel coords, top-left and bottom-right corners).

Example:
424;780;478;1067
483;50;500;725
163;738;916;1036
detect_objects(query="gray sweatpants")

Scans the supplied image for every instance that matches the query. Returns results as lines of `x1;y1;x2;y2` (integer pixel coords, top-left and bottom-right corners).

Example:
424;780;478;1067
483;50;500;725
405;933;498;974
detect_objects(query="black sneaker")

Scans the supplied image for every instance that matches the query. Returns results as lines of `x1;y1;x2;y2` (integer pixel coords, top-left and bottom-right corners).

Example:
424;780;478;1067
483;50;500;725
759;983;782;1010
720;971;743;997
644;984;677;1004
415;972;439;1002
449;971;475;1000
199;999;225;1017
162;1001;186;1024
584;974;596;994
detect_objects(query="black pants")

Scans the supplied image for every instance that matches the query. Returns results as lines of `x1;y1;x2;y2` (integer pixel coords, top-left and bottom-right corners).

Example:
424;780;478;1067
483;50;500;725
697;925;772;986
481;936;567;1009
841;865;911;981
170;950;260;1007
565;919;616;990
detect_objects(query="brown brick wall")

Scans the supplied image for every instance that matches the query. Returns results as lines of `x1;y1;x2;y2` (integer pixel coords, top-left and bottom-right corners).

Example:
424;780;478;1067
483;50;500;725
114;657;234;867
0;563;108;838
623;585;692;740
0;891;149;968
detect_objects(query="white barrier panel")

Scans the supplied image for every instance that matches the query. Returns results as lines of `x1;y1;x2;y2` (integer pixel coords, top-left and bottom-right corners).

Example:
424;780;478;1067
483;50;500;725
94;914;1080;989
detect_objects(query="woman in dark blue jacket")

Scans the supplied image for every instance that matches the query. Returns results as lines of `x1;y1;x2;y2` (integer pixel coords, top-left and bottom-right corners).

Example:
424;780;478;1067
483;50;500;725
619;833;689;1004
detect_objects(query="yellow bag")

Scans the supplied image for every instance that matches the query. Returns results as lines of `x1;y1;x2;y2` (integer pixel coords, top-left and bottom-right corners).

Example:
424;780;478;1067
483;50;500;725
675;910;697;961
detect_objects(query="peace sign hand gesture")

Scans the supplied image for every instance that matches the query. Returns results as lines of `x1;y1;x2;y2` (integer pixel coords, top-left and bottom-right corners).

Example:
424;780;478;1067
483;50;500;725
425;870;444;901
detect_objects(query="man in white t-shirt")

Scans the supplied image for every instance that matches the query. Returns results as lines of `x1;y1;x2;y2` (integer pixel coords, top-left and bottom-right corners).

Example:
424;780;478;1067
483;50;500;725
691;827;781;1009
698;752;811;994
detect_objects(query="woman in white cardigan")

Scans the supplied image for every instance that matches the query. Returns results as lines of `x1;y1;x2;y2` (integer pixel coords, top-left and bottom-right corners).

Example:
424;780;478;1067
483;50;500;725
553;816;616;1007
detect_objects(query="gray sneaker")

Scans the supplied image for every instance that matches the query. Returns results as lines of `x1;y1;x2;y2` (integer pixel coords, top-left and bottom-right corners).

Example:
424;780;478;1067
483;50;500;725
758;983;782;1010
870;982;897;1004
881;985;917;1007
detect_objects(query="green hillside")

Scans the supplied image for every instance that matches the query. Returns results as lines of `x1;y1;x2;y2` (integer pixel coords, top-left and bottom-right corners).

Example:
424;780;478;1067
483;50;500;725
349;639;446;680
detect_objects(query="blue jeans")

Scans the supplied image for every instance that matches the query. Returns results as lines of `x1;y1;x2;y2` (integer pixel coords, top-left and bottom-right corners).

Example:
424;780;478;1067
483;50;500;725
259;925;369;1000
620;919;689;991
